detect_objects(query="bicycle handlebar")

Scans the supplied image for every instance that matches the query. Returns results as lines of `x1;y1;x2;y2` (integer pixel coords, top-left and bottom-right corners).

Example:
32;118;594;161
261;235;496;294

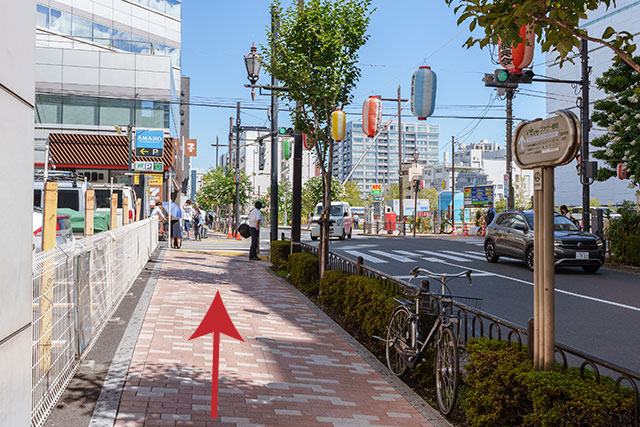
409;267;473;285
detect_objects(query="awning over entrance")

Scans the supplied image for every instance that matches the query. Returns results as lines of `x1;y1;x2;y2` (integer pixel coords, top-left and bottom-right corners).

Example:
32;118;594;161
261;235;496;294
46;133;175;170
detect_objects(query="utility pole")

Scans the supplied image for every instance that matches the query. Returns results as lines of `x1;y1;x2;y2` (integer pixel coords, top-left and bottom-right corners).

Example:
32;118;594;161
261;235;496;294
270;5;280;243
234;102;241;238
290;0;304;253
451;135;455;234
228;117;233;171
380;88;408;235
506;89;515;210
581;38;591;232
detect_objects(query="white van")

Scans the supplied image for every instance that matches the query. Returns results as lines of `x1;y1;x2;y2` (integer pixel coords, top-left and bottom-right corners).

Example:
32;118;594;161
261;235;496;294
310;202;352;241
93;184;137;226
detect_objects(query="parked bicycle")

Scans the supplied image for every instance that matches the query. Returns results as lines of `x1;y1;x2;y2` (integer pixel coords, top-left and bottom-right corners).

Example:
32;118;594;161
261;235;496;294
379;267;481;416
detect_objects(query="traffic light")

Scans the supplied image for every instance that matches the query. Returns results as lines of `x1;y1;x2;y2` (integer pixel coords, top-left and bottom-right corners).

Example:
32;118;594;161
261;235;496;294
258;139;266;171
483;69;534;88
278;127;294;137
413;179;424;193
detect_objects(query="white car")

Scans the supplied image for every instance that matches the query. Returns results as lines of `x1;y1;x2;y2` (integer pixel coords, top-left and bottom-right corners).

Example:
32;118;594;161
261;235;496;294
93;184;137;226
310;202;353;241
33;209;75;252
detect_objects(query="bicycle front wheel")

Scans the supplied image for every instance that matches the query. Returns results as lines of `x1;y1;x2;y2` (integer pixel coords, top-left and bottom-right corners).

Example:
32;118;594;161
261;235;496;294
385;306;411;378
435;326;459;416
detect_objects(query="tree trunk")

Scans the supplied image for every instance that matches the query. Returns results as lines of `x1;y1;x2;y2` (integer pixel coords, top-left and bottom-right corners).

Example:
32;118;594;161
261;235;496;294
319;139;335;279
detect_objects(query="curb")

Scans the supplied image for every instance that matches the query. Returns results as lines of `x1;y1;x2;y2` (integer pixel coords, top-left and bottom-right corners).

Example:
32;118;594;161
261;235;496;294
263;267;453;427
601;262;640;275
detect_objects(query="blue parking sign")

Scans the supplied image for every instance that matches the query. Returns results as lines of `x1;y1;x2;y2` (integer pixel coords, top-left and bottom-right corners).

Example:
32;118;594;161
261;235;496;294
135;129;164;150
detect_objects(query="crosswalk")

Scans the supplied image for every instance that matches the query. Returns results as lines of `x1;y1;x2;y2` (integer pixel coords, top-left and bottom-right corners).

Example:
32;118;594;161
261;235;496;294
338;245;487;265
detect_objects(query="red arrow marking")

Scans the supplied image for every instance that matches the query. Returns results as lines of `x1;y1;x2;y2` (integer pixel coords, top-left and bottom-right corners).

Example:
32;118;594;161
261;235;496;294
189;291;243;418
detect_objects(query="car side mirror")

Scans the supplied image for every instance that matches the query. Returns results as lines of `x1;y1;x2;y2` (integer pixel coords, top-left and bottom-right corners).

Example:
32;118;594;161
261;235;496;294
515;224;527;232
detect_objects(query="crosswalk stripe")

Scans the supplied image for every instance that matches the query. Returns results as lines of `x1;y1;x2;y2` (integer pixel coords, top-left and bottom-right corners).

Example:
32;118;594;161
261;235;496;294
419;250;473;263
344;250;388;264
464;250;486;257
367;250;415;263
440;250;487;261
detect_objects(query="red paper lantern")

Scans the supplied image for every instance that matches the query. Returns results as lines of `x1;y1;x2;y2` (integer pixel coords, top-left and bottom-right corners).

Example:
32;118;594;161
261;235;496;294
362;96;382;138
618;163;628;180
499;25;535;74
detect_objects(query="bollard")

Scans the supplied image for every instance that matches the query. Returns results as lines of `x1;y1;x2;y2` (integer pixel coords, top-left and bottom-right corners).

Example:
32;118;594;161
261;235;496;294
281;232;285;241
356;256;363;276
527;317;534;361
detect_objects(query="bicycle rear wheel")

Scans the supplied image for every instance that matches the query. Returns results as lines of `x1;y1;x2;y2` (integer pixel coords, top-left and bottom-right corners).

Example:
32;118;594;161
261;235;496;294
435;326;459;416
385;306;411;378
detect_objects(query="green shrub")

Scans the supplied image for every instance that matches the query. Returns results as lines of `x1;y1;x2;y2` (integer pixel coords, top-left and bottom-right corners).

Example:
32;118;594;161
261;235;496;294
624;235;640;266
465;338;635;427
270;241;291;270
287;253;319;295
318;270;350;310
606;208;640;266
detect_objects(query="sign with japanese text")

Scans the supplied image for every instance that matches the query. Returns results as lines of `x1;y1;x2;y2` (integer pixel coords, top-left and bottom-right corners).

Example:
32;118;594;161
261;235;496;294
185;138;198;156
464;185;494;207
513;110;580;169
134;161;163;172
371;184;382;195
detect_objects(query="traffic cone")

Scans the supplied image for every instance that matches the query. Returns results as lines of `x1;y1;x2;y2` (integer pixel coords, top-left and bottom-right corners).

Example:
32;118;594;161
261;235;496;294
451;220;457;235
463;222;469;236
481;218;486;236
235;230;242;240
227;224;234;239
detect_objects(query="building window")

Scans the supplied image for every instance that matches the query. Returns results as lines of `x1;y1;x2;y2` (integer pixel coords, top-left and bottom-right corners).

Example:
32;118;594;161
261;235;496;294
35;94;62;124
93;22;112;47
72;15;93;39
50;9;71;35
63;96;99;125
100;98;133;126
36;4;49;28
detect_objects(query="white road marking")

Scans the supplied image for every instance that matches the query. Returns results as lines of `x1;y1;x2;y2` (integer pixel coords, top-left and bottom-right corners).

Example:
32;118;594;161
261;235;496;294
344;250;388;264
419;250;474;263
440;250;487;261
367;250;415;263
432;259;640;313
334;244;376;251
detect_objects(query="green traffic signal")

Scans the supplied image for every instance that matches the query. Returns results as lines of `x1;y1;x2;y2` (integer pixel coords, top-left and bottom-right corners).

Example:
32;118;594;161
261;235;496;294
497;69;509;82
279;127;287;135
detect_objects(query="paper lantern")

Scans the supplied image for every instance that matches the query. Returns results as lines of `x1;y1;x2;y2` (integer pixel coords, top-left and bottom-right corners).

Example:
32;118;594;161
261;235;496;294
618;163;628;180
362;96;382;138
499;25;535;74
411;66;437;120
282;138;291;160
331;110;346;142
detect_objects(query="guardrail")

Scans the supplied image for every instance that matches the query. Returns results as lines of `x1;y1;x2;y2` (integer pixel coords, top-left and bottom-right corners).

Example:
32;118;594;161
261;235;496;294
31;218;158;427
300;241;639;425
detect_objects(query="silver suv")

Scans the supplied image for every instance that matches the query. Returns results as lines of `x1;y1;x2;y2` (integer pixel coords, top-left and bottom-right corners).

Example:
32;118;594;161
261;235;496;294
483;210;605;273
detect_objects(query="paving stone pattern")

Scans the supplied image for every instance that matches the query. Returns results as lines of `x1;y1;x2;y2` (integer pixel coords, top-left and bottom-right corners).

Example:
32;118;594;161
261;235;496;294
115;251;434;427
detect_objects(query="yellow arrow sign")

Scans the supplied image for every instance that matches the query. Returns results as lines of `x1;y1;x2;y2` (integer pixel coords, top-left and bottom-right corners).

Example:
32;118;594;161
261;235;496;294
140;148;149;155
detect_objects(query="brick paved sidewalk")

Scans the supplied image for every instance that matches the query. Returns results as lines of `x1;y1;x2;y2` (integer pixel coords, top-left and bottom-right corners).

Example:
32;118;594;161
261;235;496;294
114;250;441;427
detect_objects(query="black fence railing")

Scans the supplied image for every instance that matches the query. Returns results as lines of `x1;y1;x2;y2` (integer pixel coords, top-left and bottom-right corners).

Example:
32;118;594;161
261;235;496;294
300;241;639;425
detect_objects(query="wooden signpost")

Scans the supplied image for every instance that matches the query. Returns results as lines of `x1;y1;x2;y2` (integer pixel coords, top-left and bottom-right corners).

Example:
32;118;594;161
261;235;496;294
85;189;95;236
40;181;58;371
136;198;141;221
110;194;118;230
513;110;580;371
123;196;129;226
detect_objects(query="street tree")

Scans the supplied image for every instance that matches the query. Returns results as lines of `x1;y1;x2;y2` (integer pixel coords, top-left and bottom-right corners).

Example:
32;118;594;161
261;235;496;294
262;0;373;276
343;181;365;207
445;0;640;73
195;167;252;216
302;176;345;218
591;56;640;195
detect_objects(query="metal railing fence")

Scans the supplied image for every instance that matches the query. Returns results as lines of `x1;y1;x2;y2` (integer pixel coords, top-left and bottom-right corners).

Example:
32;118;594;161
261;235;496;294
300;241;639;425
31;218;158;427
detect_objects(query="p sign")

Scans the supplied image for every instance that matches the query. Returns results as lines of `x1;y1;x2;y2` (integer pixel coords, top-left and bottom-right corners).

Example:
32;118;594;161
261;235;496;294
185;139;197;157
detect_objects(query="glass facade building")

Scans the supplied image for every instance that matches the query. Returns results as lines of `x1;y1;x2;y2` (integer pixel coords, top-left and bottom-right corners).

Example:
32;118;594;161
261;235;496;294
333;120;439;196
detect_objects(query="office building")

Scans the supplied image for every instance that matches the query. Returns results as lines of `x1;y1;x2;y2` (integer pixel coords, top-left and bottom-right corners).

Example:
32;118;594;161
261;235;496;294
33;0;184;194
545;0;639;205
333;120;439;196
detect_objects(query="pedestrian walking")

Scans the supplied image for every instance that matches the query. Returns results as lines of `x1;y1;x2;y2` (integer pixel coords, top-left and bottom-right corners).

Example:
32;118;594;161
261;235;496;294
248;201;262;261
164;193;182;249
560;205;580;227
193;208;203;241
182;199;194;239
485;201;496;225
353;213;360;229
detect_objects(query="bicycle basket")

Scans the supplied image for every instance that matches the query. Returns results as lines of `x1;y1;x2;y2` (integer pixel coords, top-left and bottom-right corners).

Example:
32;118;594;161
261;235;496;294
448;295;483;313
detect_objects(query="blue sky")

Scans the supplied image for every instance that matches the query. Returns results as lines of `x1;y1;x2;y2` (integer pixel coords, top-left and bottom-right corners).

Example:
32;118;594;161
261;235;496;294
182;0;547;171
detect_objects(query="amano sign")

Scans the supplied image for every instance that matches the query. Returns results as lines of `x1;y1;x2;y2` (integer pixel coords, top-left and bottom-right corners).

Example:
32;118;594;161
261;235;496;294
512;110;580;169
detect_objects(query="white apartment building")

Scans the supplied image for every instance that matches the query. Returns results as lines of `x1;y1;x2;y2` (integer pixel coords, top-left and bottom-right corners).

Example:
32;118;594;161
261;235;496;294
333;120;439;197
545;0;639;205
33;0;183;186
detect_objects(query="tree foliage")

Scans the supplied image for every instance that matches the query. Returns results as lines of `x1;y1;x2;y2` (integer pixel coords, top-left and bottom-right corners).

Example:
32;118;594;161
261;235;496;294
195;167;252;211
445;0;639;72
302;176;345;216
592;56;640;187
343;181;365;207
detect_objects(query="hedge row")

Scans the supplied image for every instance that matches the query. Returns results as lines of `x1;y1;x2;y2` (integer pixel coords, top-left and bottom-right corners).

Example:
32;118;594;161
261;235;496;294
465;338;635;427
270;241;291;271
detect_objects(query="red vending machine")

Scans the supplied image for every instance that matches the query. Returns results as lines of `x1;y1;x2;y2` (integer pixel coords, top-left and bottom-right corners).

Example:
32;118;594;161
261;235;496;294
384;212;397;233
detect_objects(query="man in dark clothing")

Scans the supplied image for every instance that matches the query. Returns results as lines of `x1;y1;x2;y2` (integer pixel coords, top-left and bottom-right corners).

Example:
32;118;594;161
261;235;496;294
248;201;263;260
486;201;496;225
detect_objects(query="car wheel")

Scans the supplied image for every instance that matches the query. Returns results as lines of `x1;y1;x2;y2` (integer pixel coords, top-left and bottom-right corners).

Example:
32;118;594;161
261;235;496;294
310;235;318;241
582;265;600;274
485;240;499;263
526;247;534;271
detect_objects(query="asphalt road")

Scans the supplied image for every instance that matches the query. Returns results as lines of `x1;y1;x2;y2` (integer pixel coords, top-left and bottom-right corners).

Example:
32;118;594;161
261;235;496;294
289;230;640;374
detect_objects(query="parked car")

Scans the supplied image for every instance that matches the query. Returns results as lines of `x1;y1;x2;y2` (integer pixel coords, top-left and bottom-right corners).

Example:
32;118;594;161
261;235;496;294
93;184;137;226
310;202;353;241
33;208;75;252
483;210;605;273
34;180;95;212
